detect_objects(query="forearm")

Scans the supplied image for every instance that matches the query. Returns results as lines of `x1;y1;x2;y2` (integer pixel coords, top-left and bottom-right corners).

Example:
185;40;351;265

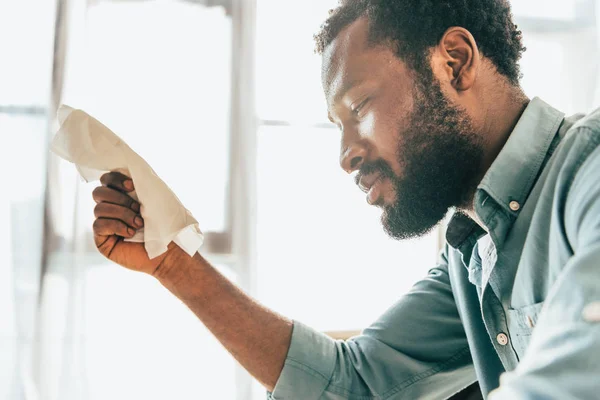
154;247;293;392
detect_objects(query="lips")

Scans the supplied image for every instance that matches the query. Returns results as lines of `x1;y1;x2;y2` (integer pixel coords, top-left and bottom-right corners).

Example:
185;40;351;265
357;172;386;205
357;172;382;194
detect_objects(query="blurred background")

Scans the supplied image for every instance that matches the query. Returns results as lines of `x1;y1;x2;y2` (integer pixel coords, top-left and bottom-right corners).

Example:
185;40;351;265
1;0;600;399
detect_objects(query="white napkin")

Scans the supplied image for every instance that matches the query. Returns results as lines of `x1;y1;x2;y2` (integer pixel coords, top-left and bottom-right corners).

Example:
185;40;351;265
51;105;204;259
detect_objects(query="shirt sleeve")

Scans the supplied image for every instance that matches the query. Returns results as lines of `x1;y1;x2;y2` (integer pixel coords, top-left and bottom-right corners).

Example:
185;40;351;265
269;249;476;399
489;131;600;400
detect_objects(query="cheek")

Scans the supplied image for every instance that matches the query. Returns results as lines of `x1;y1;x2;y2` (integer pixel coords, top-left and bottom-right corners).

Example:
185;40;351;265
363;112;403;175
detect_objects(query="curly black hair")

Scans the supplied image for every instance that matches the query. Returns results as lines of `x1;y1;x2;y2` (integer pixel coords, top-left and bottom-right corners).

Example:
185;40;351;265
315;0;525;85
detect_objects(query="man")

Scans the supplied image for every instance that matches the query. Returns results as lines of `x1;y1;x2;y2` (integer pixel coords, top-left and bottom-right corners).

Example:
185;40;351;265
90;0;600;398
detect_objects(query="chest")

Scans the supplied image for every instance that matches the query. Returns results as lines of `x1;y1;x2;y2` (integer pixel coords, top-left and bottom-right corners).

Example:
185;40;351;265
460;197;574;368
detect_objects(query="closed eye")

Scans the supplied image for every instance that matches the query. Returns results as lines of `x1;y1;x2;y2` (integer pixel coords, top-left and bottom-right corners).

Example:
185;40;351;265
352;98;369;117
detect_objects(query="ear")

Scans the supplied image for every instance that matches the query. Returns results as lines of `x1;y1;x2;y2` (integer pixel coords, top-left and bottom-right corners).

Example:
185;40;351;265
436;27;480;91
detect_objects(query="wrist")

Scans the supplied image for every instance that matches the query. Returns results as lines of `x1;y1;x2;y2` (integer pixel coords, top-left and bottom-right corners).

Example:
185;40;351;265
153;246;213;303
152;243;193;283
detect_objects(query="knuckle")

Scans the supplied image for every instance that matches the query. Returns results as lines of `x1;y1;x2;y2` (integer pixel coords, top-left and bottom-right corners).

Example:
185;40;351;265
99;173;110;185
92;186;103;200
92;218;103;231
101;172;122;188
93;202;107;218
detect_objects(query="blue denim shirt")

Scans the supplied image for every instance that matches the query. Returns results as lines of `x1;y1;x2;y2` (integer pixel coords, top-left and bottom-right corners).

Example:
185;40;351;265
269;98;600;399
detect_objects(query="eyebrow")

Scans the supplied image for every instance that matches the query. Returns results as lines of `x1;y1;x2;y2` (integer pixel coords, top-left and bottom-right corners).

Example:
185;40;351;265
336;79;364;103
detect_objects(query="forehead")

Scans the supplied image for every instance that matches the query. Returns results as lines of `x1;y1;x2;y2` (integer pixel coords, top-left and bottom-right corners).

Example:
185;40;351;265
321;17;406;105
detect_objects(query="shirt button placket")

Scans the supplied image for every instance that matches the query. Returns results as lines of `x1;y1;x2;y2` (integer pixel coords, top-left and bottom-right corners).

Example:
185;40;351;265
496;333;509;346
509;201;521;211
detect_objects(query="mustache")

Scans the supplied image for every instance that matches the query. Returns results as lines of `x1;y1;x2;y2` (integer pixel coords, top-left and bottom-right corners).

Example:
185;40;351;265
354;159;396;186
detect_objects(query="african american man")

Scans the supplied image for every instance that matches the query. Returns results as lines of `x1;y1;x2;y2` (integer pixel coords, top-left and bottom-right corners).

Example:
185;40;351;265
91;1;600;398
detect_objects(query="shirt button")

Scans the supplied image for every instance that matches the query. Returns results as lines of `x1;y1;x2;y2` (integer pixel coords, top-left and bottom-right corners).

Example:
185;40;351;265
583;302;600;322
496;333;509;346
509;201;521;211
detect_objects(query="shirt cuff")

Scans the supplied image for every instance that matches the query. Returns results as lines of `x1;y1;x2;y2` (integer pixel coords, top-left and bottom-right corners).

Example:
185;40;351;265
268;320;337;399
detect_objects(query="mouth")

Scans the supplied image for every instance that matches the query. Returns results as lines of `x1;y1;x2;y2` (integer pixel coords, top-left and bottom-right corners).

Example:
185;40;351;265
357;172;385;205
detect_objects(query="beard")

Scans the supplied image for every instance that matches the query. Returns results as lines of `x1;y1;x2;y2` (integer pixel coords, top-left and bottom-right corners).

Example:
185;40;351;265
364;73;485;240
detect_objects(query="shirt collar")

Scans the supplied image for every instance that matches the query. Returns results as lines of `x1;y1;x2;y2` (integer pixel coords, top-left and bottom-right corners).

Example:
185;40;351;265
446;211;486;250
476;97;564;215
446;97;565;249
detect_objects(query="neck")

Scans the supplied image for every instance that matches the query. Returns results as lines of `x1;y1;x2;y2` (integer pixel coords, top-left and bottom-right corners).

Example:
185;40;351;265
481;86;529;177
462;85;529;229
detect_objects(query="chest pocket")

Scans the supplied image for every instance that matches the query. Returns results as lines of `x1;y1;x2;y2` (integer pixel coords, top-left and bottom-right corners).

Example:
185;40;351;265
507;302;545;360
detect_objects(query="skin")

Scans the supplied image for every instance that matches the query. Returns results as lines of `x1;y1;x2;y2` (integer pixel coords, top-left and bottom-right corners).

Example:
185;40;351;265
91;17;528;392
325;17;528;226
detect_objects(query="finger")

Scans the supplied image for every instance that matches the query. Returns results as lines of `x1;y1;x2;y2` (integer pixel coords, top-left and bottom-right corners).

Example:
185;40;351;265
93;218;136;237
92;186;140;212
94;202;144;229
100;171;134;192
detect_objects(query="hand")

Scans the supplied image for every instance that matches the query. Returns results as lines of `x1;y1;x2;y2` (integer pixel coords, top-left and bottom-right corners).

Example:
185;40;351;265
92;171;169;275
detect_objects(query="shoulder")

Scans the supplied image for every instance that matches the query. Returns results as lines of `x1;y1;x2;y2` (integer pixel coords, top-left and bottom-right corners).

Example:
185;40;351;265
552;107;600;186
562;108;600;193
570;106;600;133
559;109;600;248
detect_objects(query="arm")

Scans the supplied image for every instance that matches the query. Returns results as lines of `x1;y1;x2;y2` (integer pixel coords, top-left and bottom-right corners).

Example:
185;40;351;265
92;172;291;391
268;253;476;399
156;249;293;392
92;172;475;398
159;246;476;399
489;132;600;399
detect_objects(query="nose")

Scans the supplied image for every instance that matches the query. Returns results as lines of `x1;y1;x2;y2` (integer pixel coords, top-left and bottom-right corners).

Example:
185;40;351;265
339;137;367;174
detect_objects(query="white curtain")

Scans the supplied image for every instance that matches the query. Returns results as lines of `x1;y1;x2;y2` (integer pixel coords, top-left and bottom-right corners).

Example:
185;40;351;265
27;0;91;398
0;0;57;399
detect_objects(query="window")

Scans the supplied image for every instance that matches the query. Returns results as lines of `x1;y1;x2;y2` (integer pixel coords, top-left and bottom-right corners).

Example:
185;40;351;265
83;259;237;400
254;0;439;331
251;2;440;398
515;0;599;114
256;126;439;331
63;1;233;239
512;0;579;21
42;1;239;399
5;1;599;400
